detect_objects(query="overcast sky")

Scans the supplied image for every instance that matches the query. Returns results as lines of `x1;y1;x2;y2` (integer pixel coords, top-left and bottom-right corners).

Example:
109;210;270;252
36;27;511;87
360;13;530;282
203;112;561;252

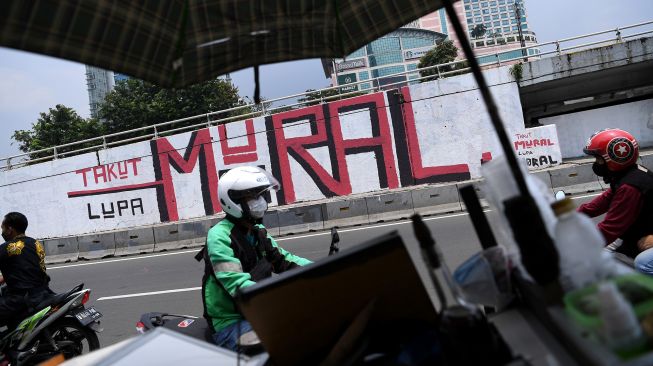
1;0;652;158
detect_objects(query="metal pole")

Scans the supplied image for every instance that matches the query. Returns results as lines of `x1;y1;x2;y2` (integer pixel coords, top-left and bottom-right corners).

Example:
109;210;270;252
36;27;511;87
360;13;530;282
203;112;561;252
441;0;529;196
515;1;528;62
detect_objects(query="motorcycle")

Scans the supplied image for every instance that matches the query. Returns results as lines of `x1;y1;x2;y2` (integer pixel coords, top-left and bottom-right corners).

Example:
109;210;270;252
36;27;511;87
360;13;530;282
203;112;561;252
136;228;341;355
0;283;102;365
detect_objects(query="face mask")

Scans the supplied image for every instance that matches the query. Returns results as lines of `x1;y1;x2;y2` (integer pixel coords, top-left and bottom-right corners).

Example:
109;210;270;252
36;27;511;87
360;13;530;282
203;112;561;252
592;162;610;177
246;196;268;219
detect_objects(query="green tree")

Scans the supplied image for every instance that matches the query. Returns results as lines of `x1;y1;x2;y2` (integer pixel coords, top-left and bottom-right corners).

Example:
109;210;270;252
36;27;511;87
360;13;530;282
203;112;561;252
11;105;105;161
470;24;487;39
99;78;245;141
298;88;366;107
418;40;468;81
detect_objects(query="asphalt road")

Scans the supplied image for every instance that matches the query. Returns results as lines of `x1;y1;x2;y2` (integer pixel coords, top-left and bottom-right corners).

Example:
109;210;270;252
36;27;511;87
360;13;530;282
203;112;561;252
46;194;600;347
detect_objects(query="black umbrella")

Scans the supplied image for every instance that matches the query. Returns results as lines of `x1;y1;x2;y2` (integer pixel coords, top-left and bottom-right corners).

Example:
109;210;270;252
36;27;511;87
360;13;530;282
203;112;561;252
0;0;444;89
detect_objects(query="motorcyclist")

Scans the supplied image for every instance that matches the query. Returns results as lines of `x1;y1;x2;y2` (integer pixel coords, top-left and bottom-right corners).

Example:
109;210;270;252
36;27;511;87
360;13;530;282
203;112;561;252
0;212;53;328
199;166;311;352
578;128;653;274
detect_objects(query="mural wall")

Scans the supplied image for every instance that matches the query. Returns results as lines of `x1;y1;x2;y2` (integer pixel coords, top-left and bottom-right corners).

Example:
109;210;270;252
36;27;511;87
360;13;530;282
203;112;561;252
0;67;526;239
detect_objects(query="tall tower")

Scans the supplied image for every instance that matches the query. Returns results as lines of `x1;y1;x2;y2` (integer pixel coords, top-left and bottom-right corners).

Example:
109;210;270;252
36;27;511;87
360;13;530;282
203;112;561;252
85;66;115;118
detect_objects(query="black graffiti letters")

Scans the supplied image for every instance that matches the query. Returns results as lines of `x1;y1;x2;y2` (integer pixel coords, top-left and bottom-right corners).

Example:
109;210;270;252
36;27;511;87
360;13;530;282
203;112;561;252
87;198;145;220
525;155;559;167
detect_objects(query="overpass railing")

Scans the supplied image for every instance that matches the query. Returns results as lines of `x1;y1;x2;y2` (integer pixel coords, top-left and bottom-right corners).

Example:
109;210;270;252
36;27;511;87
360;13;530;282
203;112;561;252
2;19;652;170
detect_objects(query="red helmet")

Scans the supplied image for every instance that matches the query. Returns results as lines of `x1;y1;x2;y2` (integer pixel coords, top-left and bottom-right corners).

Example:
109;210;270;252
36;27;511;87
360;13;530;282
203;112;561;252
583;128;639;172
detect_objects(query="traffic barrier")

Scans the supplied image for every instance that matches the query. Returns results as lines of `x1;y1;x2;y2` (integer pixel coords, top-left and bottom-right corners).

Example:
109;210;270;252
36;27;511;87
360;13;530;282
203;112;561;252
640;154;653;169
277;204;324;236
115;227;155;256
548;164;602;195
78;232;116;260
154;223;195;252
43;236;79;264
262;211;280;236
366;191;414;223
194;216;223;246
322;197;369;229
411;184;462;216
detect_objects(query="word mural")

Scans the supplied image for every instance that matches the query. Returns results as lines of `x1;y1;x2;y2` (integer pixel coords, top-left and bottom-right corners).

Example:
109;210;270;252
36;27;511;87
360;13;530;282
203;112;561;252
87;199;144;219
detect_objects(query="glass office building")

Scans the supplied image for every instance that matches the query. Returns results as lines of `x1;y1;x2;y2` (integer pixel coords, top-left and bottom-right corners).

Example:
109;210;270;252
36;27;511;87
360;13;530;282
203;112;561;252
323;0;538;89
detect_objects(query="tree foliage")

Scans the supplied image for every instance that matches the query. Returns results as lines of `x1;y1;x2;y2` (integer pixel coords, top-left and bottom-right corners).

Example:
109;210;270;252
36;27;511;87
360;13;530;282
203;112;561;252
298;88;366;107
11;105;105;161
99;78;245;141
470;24;487;39
417;40;468;81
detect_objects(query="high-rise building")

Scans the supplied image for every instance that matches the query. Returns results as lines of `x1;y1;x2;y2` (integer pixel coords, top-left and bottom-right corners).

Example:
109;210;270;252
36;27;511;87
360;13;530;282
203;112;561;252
85;66;114;118
323;0;538;90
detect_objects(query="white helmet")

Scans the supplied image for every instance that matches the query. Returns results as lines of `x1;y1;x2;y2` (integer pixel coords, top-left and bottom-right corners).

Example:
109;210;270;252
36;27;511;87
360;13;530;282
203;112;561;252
218;166;280;219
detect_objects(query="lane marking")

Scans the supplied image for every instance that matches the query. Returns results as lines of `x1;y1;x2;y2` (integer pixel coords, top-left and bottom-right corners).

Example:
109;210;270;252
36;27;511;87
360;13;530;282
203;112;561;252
97;287;201;301
48;249;200;270
49;191;603;268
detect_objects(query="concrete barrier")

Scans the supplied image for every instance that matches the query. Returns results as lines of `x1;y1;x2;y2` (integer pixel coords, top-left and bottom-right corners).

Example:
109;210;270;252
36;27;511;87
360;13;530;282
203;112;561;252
640;154;653;169
43;236;79;264
277;204;324;236
78;233;116;260
262;211;280;236
366;191;414;223
194;216;223;246
548;164;602;195
411;184;462;216
322;197;369;228
153;223;197;252
115;227;155;256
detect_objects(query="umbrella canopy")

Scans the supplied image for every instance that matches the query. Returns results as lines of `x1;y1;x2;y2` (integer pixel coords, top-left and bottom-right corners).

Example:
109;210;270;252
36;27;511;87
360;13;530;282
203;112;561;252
0;0;446;88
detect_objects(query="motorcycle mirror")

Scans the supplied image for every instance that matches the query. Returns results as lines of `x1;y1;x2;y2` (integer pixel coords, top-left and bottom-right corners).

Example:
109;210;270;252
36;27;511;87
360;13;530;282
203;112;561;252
554;190;566;201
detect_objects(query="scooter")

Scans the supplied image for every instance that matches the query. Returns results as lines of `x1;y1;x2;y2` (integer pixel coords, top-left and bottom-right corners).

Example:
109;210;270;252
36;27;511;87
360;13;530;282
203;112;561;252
0;283;102;365
136;228;341;354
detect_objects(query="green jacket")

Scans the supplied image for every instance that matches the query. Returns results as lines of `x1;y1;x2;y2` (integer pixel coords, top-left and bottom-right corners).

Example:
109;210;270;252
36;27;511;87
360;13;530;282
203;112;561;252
202;217;311;332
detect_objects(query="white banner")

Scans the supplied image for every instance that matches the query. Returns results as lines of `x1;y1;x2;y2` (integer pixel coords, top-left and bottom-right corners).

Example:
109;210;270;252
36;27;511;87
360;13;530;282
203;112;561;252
513;125;562;170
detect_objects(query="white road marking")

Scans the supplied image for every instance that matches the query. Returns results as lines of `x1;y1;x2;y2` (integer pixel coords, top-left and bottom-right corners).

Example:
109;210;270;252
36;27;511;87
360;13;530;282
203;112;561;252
48;249;200;270
49;191;603;269
97;287;201;301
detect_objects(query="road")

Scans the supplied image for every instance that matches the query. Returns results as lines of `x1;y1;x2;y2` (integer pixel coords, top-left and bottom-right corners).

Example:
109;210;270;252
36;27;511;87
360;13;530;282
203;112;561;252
47;194;600;347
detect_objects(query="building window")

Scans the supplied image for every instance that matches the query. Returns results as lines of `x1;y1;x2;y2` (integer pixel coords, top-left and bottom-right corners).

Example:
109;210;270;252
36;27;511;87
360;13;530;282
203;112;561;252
504;27;511;33
473;10;481;16
511;19;517;24
482;9;489;14
521;24;528;30
493;21;501;26
465;4;471;10
475;17;482;22
367;37;401;55
483;15;491;21
407;63;418;71
501;13;508;18
473;3;480;9
481;2;488;7
360;82;372;90
466;11;473;18
368;52;403;67
401;37;434;49
489;1;497;5
512;26;518;31
371;65;406;78
492;14;499;19
499;6;506;11
359;71;370;80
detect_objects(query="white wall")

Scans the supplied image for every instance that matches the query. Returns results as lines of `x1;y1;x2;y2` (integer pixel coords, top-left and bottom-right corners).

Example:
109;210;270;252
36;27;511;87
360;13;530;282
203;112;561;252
0;66;528;239
540;99;653;158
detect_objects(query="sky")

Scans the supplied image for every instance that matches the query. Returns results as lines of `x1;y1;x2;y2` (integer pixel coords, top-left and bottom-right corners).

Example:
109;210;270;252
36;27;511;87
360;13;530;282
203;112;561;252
1;0;652;159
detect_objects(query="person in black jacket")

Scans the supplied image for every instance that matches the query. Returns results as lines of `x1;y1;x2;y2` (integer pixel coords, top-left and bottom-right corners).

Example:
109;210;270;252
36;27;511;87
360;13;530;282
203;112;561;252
0;212;53;327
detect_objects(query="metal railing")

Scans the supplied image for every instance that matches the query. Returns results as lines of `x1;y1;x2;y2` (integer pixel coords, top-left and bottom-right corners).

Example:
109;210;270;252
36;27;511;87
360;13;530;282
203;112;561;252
2;19;652;170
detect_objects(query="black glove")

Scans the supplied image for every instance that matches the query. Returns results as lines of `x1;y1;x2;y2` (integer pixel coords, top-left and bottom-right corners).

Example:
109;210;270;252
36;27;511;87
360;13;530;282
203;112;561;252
254;227;297;273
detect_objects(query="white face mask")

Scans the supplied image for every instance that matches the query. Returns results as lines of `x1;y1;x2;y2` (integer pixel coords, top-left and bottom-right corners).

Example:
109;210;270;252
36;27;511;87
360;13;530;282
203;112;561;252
246;196;268;219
